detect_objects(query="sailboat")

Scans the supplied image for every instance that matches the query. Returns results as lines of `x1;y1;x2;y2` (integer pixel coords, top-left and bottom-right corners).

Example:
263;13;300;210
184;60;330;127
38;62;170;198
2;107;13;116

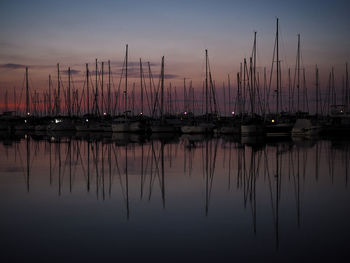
112;45;144;133
291;118;322;136
264;18;293;137
291;35;322;137
181;50;214;134
151;56;176;133
13;67;35;131
241;32;264;136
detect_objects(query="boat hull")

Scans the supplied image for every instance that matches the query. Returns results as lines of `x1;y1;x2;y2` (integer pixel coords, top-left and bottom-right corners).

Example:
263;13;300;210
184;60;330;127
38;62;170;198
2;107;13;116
181;125;207;134
241;124;264;136
151;125;176;133
112;122;143;133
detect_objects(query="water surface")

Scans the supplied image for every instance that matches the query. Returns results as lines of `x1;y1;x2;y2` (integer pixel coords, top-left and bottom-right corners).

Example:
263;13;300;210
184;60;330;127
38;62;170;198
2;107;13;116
1;133;349;262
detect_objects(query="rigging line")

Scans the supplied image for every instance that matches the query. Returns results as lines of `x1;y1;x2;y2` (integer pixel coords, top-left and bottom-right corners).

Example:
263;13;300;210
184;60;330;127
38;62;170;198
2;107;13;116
141;61;152;115
267;32;277;115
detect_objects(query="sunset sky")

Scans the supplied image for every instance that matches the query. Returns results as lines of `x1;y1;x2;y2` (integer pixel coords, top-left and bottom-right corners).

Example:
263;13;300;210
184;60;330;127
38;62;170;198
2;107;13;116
0;0;349;113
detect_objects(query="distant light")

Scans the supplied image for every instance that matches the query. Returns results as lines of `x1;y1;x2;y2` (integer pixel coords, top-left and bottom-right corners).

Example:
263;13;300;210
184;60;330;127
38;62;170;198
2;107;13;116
55;119;62;124
24;134;27;139
140;112;143;115
24;120;27;123
341;110;344;113
231;111;235;115
272;119;275;123
184;111;187;115
86;119;89;122
27;112;30;116
103;112;107;115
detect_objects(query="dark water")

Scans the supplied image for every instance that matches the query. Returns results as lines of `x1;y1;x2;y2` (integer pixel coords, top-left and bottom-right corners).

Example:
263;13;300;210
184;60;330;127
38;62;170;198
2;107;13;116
1;133;349;262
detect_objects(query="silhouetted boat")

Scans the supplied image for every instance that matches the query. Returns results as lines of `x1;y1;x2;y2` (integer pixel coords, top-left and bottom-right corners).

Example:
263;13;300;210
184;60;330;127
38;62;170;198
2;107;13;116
291;119;322;137
112;118;144;133
47;118;76;131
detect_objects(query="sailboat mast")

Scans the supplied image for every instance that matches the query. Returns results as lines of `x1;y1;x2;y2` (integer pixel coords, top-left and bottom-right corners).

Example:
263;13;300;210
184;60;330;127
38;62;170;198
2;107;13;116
169;83;172;115
297;34;300;112
264;67;267;115
95;58;98;116
237;72;240;115
346;63;348;111
250;57;254;115
139;58;143;115
205;49;208;120
4;90;8;112
132;82;135;116
48;74;51;116
13;87;16;114
125;44;128;118
191;81;194;115
25;67;29;115
332;67;335;106
108;60;111;115
68;67;71;116
243;59;247;114
288;68;291;113
276;18;279;115
253;31;257;116
161;56;165;121
183;78;186;113
57;63;60;116
101;61;104;114
86;63;90;115
228;74;231;115
316;65;319;115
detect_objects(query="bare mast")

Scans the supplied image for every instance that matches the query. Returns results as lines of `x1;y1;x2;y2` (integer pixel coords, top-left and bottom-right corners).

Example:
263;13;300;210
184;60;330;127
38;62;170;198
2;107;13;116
125;44;128;119
297;34;300;112
101;61;104;114
25;67;29;115
57;63;60;116
48;74;51;116
316;65;319;116
346;63;349;111
68;67;71;116
205;49;208;121
108;60;111;115
252;31;257;116
276;18;279;115
160;56;165;122
95;58;99;116
86;63;90;115
139;58;143;115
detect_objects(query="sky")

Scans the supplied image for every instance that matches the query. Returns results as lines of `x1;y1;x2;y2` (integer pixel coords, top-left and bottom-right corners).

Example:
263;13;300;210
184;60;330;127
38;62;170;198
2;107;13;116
0;0;349;113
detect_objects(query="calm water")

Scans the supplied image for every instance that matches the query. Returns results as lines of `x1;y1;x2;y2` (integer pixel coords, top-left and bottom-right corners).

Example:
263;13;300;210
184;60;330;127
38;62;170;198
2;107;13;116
1;132;349;262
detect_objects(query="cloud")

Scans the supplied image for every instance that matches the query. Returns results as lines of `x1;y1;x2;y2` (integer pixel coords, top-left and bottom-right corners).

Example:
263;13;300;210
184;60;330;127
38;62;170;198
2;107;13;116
0;63;26;69
0;63;56;70
61;69;81;75
164;74;179;79
110;61;159;68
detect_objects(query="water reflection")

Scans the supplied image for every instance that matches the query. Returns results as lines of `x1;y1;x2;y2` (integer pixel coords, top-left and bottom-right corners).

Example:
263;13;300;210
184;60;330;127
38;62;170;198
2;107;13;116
0;132;349;262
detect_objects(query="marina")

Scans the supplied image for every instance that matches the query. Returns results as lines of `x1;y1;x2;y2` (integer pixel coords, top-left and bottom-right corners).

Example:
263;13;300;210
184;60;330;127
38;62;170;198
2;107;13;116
1;19;349;139
1;1;350;262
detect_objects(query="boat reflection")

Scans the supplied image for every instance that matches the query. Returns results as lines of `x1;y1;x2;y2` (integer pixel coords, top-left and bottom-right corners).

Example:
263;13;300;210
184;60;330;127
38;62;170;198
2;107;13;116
1;132;349;251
